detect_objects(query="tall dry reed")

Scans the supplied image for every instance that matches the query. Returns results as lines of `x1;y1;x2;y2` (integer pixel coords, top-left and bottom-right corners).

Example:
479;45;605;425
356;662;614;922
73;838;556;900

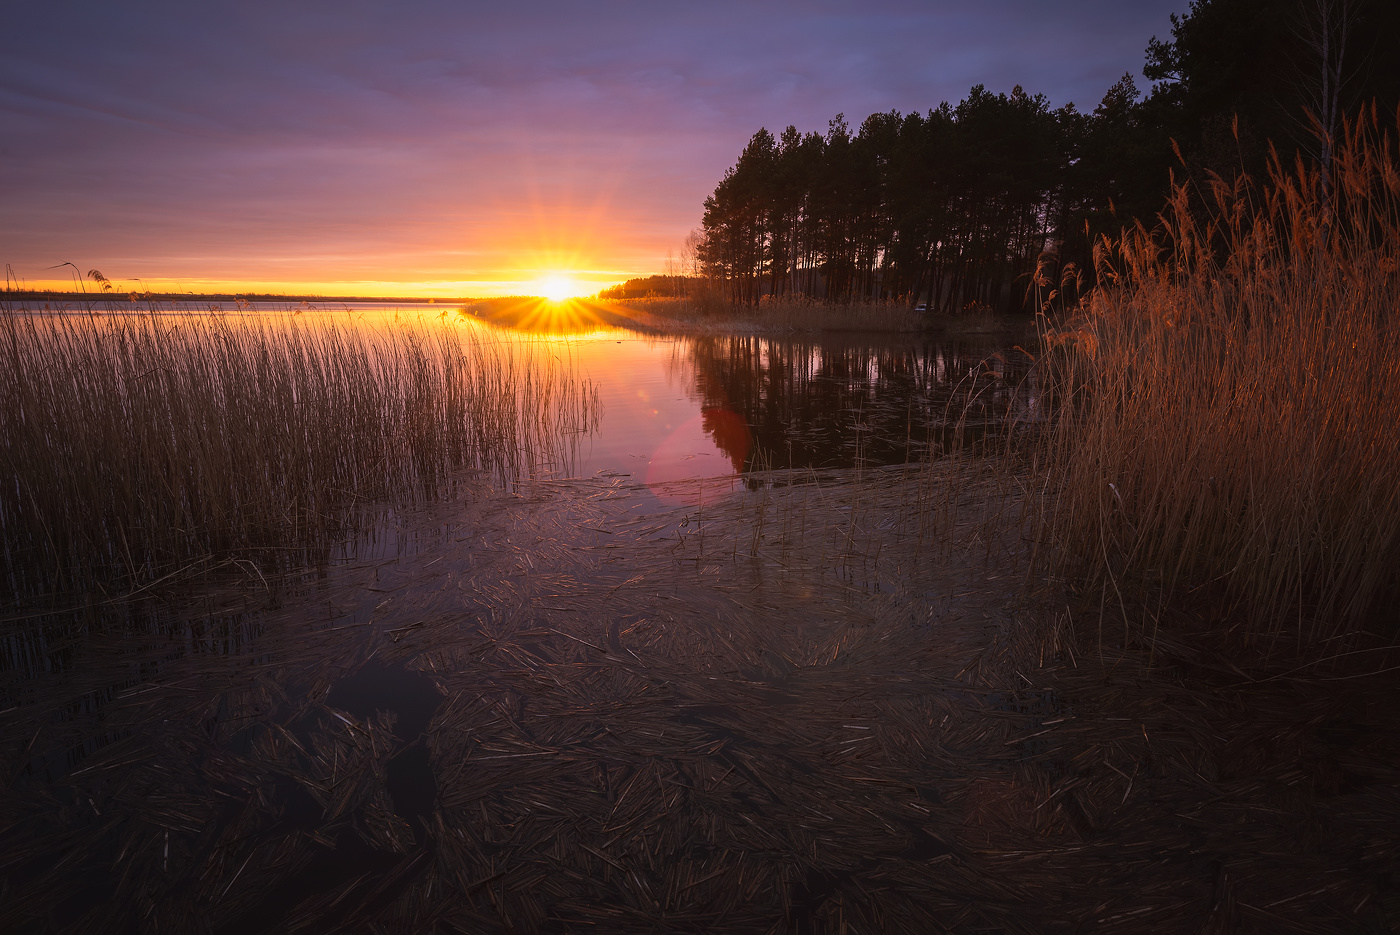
1035;111;1400;653
0;308;598;601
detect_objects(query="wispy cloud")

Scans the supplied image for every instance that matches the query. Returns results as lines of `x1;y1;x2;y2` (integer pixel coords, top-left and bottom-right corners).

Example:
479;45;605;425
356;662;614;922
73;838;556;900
0;0;1183;295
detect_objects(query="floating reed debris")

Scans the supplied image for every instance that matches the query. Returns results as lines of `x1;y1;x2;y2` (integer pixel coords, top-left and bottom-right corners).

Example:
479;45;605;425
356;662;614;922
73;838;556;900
0;464;1038;933
4;466;1395;933
0;308;599;603
1034;110;1400;656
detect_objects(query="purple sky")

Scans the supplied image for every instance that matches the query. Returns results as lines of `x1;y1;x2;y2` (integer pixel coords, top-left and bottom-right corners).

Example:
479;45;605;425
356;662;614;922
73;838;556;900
1;0;1185;296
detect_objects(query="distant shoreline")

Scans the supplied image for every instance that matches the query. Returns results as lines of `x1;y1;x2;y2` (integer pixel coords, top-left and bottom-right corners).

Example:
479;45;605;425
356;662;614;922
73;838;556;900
0;290;473;305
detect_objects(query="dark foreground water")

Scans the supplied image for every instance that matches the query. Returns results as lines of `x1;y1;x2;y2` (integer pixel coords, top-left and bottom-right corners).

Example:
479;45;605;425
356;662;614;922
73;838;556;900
1;464;1041;933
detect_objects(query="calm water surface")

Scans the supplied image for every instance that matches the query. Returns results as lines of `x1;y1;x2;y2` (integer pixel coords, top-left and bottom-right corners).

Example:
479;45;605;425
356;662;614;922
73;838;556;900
552;325;1035;484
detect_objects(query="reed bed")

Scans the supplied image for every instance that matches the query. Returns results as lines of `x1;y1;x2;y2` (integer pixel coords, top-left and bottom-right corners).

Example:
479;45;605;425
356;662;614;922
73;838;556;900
1034;114;1400;655
0;308;599;603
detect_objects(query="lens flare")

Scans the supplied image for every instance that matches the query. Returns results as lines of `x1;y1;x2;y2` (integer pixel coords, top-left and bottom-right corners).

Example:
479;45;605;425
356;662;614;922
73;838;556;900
536;275;579;302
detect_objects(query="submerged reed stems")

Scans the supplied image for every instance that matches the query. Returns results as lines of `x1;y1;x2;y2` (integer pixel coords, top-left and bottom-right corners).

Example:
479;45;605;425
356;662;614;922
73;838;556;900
0;309;598;602
1035;111;1400;653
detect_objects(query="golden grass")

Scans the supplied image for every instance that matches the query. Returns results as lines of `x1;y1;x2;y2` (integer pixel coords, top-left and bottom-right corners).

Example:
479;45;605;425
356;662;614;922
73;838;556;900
458;296;622;335
1033;113;1400;653
0;308;598;602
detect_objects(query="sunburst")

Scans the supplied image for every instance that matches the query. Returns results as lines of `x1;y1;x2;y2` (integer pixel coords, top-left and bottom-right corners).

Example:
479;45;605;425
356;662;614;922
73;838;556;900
535;275;582;302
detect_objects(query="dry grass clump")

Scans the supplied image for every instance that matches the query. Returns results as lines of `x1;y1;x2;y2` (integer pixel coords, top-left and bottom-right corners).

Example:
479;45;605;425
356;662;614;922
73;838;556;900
1035;113;1400;654
0;309;598;602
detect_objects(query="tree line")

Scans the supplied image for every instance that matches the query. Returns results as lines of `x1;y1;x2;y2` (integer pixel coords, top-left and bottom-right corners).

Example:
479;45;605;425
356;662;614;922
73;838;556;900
596;274;701;300
695;0;1399;311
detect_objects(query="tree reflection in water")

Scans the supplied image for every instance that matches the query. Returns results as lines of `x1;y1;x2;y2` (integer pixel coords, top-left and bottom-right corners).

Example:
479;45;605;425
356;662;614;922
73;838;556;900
672;333;1036;475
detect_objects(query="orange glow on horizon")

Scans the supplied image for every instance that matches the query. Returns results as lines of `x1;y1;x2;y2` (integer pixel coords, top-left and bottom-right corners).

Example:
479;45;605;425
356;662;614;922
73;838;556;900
8;274;627;301
8;196;652;300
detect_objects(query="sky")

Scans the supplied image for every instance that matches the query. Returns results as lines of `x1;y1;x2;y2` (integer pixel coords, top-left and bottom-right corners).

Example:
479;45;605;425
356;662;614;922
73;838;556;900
1;0;1185;298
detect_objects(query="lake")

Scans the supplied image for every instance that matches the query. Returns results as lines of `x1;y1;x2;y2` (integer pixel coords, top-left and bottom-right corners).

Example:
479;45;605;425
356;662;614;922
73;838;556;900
565;326;1033;486
0;304;1049;932
7;298;1033;486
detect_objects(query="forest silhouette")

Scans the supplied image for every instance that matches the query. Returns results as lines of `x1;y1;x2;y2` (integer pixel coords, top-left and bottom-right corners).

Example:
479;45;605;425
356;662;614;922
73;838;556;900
696;0;1399;311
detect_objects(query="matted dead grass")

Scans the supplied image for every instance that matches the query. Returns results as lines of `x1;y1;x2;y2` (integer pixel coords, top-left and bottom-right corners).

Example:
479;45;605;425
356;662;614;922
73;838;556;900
1;463;1397;932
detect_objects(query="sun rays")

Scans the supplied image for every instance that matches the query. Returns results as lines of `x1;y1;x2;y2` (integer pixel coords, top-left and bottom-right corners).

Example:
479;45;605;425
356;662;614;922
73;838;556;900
532;274;588;302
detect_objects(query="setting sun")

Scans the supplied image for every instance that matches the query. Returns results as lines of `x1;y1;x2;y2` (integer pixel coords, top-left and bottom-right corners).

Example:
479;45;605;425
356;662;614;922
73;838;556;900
535;275;583;302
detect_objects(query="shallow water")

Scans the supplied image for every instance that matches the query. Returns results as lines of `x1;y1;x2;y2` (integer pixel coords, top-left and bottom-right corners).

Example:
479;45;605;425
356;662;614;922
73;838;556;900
0;307;1049;931
1;464;1041;932
9;299;1034;487
521;324;1035;488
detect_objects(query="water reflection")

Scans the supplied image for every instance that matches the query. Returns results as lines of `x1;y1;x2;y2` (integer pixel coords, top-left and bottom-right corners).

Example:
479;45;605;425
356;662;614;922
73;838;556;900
672;333;1035;475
